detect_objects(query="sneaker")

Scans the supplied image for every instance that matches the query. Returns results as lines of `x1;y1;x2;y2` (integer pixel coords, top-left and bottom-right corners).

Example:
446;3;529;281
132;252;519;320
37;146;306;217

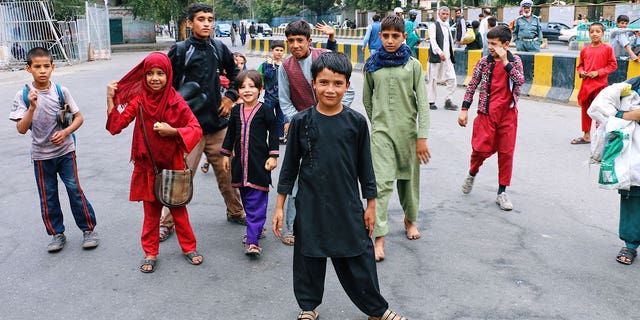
47;234;66;253
444;99;458;111
227;214;248;226
244;244;262;256
429;103;438;110
82;231;99;249
462;175;475;194
496;192;514;211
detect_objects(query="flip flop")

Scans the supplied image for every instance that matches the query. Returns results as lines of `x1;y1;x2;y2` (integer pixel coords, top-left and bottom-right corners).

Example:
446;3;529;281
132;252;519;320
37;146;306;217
184;251;203;265
570;137;590;144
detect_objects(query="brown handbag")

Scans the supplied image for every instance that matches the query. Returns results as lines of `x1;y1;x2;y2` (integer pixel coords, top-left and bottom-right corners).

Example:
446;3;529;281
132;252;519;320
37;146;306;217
139;104;193;208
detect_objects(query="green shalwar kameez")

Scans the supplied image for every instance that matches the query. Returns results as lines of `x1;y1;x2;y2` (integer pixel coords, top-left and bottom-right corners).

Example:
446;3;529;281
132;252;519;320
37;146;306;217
363;58;430;237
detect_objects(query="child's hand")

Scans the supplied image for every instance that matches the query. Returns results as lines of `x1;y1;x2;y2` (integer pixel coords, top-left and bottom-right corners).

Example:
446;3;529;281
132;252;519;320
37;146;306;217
107;81;118;98
152;122;178;137
50;129;69;146
26;85;37;108
416;138;431;165
587;71;599;78
316;21;335;36
222;156;230;173
458;110;468;127
272;206;285;238
264;157;277;171
494;46;508;63
363;199;376;237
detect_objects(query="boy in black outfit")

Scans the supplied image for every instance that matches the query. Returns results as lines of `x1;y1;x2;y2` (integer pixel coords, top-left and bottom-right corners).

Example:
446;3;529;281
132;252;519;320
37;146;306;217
272;52;406;320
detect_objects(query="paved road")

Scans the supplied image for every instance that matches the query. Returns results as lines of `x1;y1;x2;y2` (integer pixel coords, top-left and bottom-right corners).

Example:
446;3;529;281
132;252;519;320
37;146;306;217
1;40;638;319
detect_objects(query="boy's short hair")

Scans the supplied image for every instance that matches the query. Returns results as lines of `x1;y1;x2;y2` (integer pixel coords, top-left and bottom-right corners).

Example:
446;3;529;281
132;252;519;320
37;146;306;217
187;3;213;21
235;70;263;90
271;40;284;49
472;20;480;29
285;20;311;39
380;15;405;33
26;47;52;65
311;52;352;82
372;14;381;22
486;26;512;43
487;16;497;28
589;22;605;32
617;15;630;23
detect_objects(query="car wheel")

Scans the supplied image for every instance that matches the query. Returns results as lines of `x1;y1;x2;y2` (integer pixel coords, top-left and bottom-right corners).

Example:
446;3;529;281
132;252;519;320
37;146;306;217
569;36;576;42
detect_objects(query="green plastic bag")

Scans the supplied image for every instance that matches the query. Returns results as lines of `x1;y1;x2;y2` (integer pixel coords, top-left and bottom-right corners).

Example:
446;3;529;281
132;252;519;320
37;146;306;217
599;130;624;185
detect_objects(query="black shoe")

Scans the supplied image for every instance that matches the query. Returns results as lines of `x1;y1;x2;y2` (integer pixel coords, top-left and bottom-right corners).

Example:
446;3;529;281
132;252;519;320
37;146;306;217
429;103;438;110
444;99;458;111
227;214;248;226
47;234;66;253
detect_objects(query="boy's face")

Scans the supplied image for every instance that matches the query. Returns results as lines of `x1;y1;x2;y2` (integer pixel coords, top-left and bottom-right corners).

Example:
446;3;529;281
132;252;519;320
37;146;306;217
589;26;604;43
487;38;509;58
146;67;167;91
379;30;407;53
312;68;349;109
26;56;54;87
188;11;214;39
286;35;312;59
272;47;284;60
618;20;629;28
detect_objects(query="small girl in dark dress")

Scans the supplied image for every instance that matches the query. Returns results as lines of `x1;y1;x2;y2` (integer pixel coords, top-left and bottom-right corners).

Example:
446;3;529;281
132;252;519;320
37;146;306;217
221;70;279;255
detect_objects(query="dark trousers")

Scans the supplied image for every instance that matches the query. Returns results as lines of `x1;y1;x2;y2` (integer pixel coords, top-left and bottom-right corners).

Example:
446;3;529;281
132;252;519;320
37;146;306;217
33;151;96;235
293;238;389;317
619;188;640;249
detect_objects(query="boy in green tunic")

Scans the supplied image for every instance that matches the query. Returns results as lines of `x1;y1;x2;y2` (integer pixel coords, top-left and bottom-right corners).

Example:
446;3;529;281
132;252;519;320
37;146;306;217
363;15;431;262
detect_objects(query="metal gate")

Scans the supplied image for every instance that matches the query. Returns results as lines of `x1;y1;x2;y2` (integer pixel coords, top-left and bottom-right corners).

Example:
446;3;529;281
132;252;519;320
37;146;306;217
0;0;69;69
81;1;110;61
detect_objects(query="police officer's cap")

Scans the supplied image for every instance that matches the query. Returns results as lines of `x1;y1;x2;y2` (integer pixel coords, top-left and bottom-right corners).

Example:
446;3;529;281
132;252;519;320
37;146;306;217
520;0;533;7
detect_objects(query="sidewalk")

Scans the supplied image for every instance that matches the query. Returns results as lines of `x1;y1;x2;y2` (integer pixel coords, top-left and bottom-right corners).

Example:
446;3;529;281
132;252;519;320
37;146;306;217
111;35;176;53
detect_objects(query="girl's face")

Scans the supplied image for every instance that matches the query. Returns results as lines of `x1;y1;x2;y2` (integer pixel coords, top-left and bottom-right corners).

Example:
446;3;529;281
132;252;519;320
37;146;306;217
146;67;167;91
238;77;260;105
234;56;246;70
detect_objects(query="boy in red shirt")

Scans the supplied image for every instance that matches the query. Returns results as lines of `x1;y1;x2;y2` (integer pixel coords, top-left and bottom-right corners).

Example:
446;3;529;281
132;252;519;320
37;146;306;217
458;26;524;211
571;22;617;145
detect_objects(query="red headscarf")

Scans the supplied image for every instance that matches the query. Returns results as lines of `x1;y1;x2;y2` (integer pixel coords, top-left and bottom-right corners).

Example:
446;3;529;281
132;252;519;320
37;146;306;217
114;52;187;169
113;52;181;117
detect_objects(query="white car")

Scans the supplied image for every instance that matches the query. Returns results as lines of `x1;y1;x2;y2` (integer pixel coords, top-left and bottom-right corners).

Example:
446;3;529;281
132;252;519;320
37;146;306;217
559;26;578;42
278;23;288;29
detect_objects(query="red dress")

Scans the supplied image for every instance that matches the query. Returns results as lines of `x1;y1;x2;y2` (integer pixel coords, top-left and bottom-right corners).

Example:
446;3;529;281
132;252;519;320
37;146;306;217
577;43;617;132
106;97;201;201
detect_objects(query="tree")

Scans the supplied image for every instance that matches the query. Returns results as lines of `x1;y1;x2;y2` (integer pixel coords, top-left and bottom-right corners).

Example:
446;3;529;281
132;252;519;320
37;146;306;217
51;0;85;20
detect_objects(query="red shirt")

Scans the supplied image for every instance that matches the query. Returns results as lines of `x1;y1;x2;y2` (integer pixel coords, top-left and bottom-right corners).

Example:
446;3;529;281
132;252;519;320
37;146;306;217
489;62;513;111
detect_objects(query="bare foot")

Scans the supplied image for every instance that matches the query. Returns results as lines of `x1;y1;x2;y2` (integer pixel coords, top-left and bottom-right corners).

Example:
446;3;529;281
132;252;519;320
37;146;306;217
404;217;421;240
374;236;385;262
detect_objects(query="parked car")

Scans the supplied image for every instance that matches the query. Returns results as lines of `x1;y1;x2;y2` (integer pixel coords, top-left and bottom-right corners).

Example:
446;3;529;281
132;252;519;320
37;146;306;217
559;25;579;42
258;23;272;36
540;22;570;41
215;23;231;37
278;23;288;29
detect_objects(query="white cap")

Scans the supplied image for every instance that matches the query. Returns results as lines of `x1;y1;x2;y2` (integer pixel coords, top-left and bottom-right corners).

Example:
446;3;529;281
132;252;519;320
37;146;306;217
394;7;403;14
520;0;533;7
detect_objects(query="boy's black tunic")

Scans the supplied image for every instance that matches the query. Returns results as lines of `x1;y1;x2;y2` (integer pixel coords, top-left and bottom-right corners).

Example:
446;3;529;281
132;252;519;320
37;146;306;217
277;106;377;258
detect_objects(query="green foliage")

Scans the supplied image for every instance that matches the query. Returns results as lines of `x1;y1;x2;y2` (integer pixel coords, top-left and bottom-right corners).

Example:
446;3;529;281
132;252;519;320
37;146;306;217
122;0;188;23
50;0;85;20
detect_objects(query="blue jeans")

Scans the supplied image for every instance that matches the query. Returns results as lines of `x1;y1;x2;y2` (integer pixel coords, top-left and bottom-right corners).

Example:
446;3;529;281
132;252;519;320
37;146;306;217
33;151;96;235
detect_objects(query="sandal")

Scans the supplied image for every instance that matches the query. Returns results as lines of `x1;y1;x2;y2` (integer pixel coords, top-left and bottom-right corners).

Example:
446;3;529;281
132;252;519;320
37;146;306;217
368;309;407;320
184;251;203;265
281;231;295;246
201;162;210;173
570;137;590;144
244;244;262;256
616;247;637;265
159;225;174;242
140;259;157;273
297;310;319;320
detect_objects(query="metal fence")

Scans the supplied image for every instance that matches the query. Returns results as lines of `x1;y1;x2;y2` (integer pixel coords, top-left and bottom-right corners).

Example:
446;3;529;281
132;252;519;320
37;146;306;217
81;1;110;60
0;0;69;69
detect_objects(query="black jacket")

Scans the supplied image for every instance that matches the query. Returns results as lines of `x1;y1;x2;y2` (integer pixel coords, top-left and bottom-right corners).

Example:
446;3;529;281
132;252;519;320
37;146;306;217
168;36;239;133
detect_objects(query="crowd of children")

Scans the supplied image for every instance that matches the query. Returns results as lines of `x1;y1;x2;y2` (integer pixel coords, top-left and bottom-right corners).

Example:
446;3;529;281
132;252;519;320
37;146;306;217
10;3;640;319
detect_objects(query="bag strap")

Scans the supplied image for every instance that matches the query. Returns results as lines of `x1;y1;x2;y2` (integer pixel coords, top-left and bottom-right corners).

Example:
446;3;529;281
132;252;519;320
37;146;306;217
138;102;159;175
23;83;64;109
